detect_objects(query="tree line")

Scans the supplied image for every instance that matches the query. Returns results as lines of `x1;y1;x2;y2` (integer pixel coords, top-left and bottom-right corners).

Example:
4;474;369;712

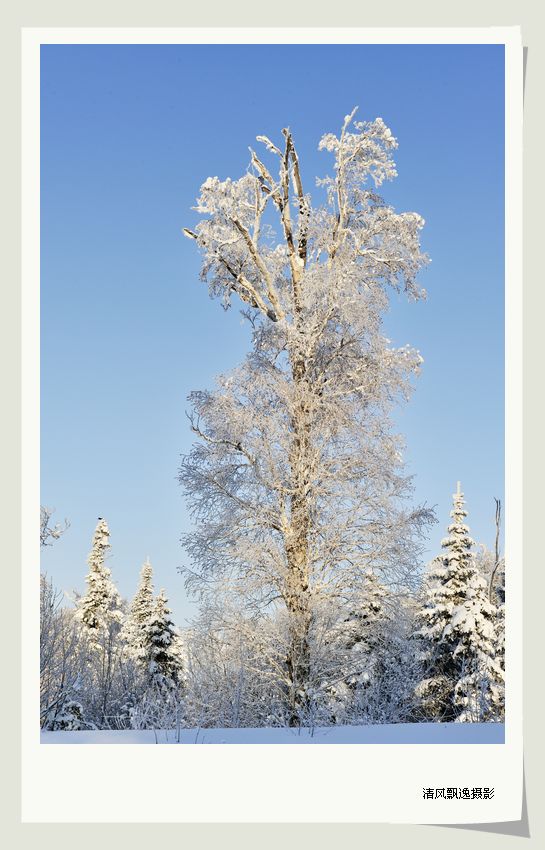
40;511;184;731
40;487;504;731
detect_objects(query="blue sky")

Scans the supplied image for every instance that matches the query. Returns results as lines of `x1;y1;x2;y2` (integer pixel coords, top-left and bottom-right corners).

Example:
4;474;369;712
40;43;505;625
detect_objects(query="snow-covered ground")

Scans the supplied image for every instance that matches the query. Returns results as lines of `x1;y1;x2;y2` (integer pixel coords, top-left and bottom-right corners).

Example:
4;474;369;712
41;722;504;744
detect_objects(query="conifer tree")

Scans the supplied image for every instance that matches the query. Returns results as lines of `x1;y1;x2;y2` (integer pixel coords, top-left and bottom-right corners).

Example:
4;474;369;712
414;484;503;722
341;569;387;659
121;558;155;663
76;519;124;724
324;568;387;722
143;589;184;690
77;519;123;638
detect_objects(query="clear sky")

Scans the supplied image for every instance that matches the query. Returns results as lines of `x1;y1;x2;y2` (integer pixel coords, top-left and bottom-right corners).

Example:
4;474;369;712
40;43;505;626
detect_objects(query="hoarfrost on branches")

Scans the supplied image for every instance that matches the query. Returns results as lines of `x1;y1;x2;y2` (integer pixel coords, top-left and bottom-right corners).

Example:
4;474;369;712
180;108;434;723
40;506;69;547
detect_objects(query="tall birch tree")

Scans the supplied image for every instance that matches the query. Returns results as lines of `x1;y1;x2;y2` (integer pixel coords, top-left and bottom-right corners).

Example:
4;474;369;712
181;109;433;723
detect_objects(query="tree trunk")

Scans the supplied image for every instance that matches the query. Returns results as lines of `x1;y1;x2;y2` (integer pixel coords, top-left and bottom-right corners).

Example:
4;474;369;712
284;345;312;725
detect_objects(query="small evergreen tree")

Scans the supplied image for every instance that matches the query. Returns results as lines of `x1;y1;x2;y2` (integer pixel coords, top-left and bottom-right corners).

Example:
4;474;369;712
414;484;503;722
127;589;185;730
121;558;155;663
323;569;388;723
47;699;86;731
143;589;184;690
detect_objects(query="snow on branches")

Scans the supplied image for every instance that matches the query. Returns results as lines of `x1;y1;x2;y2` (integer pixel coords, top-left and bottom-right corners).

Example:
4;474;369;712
414;484;504;722
181;109;434;724
42;520;186;731
183;107;428;328
76;519;123;639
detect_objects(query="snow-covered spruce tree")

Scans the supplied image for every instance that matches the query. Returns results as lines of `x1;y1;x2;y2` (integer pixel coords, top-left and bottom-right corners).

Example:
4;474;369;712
319;572;421;725
76;519;124;726
320;568;386;723
115;558;157;722
121;557;155;663
143;589;184;689
414;484;504;722
129;589;185;729
363;592;424;724
180;109;433;724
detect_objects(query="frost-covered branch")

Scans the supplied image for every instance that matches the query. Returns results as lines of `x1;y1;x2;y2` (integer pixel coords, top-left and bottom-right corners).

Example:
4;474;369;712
40;506;70;547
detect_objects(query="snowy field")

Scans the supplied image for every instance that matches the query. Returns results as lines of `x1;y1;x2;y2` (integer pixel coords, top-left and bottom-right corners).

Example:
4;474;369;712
41;722;504;745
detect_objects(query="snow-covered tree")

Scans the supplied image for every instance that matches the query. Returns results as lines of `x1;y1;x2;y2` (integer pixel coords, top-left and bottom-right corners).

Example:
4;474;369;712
119;559;186;728
319;572;422;725
493;558;505;685
358;594;423;724
474;534;505;714
180;109;434;724
124;589;185;730
40;573;86;729
180;577;289;728
121;557;155;662
181;579;419;729
414;484;503;722
143;589;184;690
336;569;387;661
47;698;86;731
322;569;387;722
39;509;84;728
77;519;123;635
76;519;125;724
184;601;298;729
